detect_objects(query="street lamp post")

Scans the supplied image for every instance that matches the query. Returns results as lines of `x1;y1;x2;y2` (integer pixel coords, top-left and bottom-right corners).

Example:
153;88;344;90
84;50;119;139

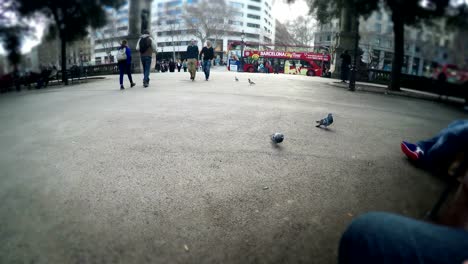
240;30;245;72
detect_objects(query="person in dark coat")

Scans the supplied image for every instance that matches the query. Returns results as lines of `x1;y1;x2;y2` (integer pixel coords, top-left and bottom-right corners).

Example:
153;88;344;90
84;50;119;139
340;50;352;83
169;59;176;72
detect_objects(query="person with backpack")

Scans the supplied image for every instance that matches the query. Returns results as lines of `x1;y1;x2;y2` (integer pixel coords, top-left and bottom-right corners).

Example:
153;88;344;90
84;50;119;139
136;30;157;88
116;40;135;90
182;60;187;72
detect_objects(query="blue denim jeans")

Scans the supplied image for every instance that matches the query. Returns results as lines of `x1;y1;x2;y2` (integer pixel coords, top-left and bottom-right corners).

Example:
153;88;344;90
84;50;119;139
417;120;468;168
118;62;133;85
203;60;211;80
141;56;152;84
339;212;468;264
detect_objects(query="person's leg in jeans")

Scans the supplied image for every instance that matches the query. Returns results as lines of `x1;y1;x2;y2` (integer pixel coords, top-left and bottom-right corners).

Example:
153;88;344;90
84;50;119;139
203;60;211;80
420;120;468;166
125;63;135;87
339;212;468;264
142;56;152;86
118;62;125;89
402;120;468;166
140;56;150;86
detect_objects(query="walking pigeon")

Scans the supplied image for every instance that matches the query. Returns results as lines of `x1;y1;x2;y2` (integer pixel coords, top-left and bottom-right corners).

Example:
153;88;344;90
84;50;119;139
248;79;255;85
235;76;239;82
316;113;334;128
271;132;284;143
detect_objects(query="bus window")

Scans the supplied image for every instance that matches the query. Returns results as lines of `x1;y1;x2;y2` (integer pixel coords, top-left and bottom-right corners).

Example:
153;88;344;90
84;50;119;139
300;60;311;68
314;60;323;67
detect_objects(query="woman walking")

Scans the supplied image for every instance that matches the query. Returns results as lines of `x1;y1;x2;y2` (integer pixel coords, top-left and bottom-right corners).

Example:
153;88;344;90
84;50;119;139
116;40;135;90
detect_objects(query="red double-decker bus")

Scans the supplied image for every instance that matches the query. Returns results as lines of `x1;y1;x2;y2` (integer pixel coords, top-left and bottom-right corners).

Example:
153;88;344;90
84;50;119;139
229;50;331;77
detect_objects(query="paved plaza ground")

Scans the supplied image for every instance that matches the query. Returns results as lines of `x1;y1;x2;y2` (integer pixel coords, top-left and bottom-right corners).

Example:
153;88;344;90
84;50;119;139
1;69;467;263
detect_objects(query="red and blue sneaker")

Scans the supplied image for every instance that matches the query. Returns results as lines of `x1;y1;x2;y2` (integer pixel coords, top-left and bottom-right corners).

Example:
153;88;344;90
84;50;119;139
401;141;424;161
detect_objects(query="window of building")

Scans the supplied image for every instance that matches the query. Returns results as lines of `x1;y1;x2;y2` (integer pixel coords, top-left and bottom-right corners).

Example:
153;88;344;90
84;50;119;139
247;14;260;19
247;23;260;28
229;20;243;26
376;12;382;20
248;5;261;11
166;0;182;7
230;2;244;9
233;11;243;17
415;46;420;53
327;35;331;41
374;23;381;33
374;37;381;46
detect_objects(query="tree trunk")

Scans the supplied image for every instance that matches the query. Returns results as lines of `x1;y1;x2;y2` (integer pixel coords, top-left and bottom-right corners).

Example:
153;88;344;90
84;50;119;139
60;35;68;85
389;11;404;91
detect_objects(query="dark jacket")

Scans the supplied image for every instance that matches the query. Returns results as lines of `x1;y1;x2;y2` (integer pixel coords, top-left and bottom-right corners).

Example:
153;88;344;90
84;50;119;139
200;47;214;61
186;45;199;59
340;53;351;66
136;34;157;57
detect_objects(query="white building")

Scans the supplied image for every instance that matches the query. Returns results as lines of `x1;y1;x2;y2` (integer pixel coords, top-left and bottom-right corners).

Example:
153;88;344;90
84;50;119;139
92;0;276;64
93;3;130;64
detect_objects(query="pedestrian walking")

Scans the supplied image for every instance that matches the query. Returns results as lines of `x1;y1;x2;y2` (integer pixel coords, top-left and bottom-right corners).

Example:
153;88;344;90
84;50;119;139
199;40;214;81
183;60;187;72
177;60;182;72
340;50;351;83
186;39;199;81
116;40;135;90
136;29;157;88
155;61;161;72
169;59;176;72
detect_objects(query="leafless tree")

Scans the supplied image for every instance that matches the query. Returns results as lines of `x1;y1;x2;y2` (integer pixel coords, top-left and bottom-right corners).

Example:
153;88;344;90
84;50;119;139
155;10;183;61
274;20;299;51
286;16;315;46
182;0;234;49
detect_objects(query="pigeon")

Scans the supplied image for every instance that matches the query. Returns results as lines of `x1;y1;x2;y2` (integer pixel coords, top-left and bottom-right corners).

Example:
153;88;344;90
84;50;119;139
316;113;334;128
271;132;284;143
235;76;239;82
248;79;255;85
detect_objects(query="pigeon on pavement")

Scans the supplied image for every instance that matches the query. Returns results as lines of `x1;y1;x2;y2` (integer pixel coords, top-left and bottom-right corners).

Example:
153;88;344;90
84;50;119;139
316;113;334;128
248;79;255;85
235;76;239;82
271;132;284;143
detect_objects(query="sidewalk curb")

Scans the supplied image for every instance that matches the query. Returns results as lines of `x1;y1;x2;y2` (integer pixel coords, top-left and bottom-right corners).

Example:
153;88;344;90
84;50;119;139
327;82;466;106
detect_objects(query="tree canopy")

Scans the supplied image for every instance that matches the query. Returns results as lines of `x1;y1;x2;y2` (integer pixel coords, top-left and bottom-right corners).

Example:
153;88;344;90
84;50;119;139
288;0;467;90
13;0;125;83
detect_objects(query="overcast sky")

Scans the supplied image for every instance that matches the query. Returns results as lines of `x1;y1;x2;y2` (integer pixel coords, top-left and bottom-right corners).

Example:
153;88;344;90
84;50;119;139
272;0;310;23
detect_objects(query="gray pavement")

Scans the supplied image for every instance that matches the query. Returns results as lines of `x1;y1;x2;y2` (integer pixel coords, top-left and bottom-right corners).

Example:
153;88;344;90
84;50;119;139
1;69;467;263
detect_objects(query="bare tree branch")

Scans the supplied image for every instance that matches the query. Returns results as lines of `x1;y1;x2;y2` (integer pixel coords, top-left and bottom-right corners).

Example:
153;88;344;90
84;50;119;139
182;0;234;47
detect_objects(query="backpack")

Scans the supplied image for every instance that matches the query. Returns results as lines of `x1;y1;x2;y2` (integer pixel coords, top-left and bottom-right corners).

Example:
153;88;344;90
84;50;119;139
139;37;150;53
117;48;127;61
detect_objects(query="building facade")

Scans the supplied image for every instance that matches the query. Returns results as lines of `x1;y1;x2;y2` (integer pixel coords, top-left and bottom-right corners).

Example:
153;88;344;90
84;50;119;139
153;0;275;61
313;9;454;76
92;0;276;64
93;3;130;64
